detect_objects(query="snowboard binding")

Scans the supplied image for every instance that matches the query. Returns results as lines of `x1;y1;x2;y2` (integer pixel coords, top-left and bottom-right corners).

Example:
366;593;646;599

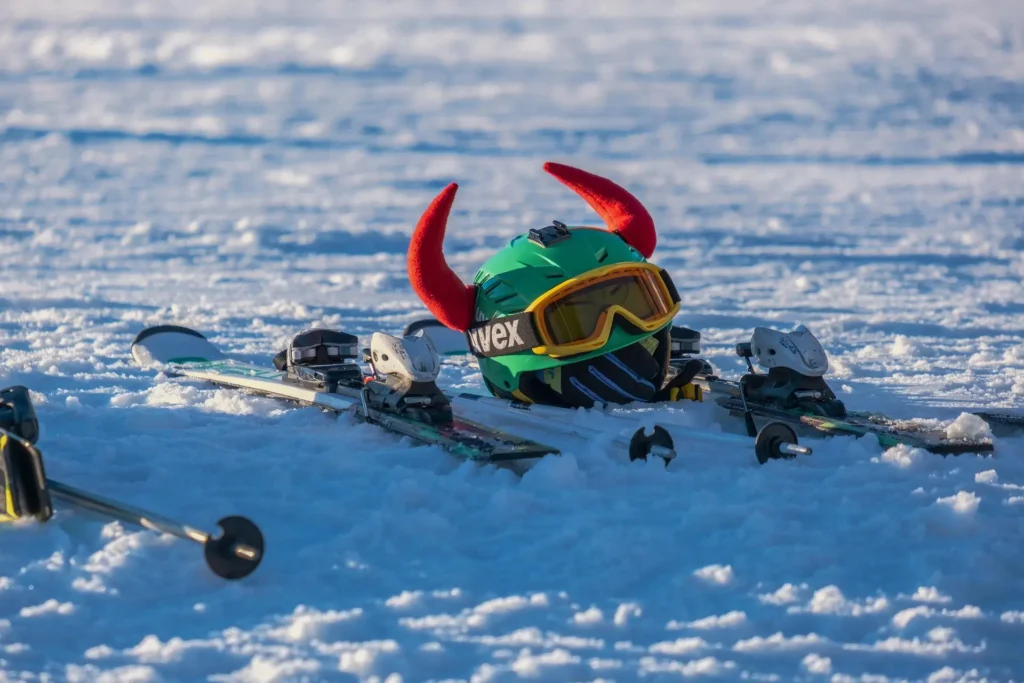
736;326;846;418
361;332;453;425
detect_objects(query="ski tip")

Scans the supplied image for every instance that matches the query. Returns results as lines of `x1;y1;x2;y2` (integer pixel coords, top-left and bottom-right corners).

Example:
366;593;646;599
131;324;207;347
130;325;224;366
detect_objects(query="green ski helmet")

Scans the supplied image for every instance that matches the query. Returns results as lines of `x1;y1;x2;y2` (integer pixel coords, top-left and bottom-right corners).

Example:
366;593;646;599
407;162;681;407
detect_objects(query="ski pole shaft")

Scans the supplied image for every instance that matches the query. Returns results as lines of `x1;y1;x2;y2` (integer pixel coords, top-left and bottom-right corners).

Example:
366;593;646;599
779;443;812;456
453;393;807;452
49;479;211;545
46;480;264;577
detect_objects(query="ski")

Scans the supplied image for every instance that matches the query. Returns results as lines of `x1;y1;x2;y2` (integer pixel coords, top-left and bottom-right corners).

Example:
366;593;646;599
680;326;994;456
447;391;809;465
131;325;559;465
968;410;1024;433
132;325;812;467
407;317;998;456
697;375;993;455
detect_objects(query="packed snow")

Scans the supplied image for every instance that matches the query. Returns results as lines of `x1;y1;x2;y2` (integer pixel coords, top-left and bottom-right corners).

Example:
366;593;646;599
1;0;1023;681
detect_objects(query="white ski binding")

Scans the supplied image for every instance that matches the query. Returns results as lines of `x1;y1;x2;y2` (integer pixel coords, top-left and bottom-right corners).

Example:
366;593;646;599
368;332;441;383
362;333;452;423
735;325;845;417
737;325;829;376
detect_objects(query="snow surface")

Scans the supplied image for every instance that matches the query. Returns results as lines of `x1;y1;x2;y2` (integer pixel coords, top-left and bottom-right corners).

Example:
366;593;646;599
1;0;1024;680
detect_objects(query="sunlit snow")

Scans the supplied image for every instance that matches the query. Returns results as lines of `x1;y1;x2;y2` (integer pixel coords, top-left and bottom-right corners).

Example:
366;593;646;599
1;0;1023;681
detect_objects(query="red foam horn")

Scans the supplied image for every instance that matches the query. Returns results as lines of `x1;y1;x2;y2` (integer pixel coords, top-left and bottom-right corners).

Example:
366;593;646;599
543;162;657;258
407;183;477;332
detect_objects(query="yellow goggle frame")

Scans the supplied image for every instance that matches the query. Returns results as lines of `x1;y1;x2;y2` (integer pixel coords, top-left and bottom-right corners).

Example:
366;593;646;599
526;262;681;358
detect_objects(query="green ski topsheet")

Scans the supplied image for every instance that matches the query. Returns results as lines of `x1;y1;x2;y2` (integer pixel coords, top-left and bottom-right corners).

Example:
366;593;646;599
130;325;558;464
701;376;994;455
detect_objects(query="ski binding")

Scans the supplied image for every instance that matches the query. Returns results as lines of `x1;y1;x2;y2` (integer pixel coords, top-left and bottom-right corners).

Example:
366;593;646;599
688;326;994;455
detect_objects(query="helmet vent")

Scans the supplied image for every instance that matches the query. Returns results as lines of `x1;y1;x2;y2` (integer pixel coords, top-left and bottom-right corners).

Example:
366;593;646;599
595;247;608;263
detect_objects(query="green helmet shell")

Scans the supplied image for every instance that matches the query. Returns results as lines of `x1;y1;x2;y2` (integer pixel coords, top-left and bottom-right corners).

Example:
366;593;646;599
405;162;668;403
472;227;671;397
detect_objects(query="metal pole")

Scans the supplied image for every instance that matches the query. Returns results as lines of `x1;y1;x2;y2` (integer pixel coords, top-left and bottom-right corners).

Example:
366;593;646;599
47;480;264;578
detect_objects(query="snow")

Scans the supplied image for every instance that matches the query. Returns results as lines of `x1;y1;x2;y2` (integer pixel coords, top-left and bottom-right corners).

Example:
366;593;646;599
935;490;982;514
802;653;833;675
1;0;1023;680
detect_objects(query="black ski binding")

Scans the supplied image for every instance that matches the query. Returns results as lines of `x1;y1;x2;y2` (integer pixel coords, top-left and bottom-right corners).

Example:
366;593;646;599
667;326;717;378
669;326;701;358
276;328;363;391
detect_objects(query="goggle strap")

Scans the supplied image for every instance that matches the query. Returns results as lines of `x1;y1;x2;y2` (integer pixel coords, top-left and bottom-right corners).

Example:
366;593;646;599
465;312;541;358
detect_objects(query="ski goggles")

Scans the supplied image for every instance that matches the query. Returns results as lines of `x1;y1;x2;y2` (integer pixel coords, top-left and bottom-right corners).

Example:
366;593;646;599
466;262;680;359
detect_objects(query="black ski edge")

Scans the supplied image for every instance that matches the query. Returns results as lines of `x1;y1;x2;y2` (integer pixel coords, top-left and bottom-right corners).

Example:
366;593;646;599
972;411;1024;426
486;449;553;462
131;324;208;347
922;441;995;456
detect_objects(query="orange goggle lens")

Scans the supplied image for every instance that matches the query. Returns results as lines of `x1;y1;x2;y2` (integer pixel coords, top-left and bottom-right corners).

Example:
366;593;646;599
533;266;678;352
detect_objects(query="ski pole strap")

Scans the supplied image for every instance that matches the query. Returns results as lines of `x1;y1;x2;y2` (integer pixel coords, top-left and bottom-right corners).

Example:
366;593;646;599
465;312;541;358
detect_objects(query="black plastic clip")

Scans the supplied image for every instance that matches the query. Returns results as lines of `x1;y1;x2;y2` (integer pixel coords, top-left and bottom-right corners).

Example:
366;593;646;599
528;220;572;248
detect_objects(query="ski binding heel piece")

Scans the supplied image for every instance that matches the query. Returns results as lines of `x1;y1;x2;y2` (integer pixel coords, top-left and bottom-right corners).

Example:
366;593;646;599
369;332;441;383
734;326;846;418
669;326;701;358
362;333;452;425
745;325;828;376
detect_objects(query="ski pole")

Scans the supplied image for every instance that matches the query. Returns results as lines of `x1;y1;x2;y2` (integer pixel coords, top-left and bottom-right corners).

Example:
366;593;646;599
450;393;675;462
47;480;264;580
451;393;811;463
2;386;264;580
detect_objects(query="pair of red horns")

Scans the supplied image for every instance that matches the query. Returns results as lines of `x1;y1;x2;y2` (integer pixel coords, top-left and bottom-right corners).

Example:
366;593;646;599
407;162;657;332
